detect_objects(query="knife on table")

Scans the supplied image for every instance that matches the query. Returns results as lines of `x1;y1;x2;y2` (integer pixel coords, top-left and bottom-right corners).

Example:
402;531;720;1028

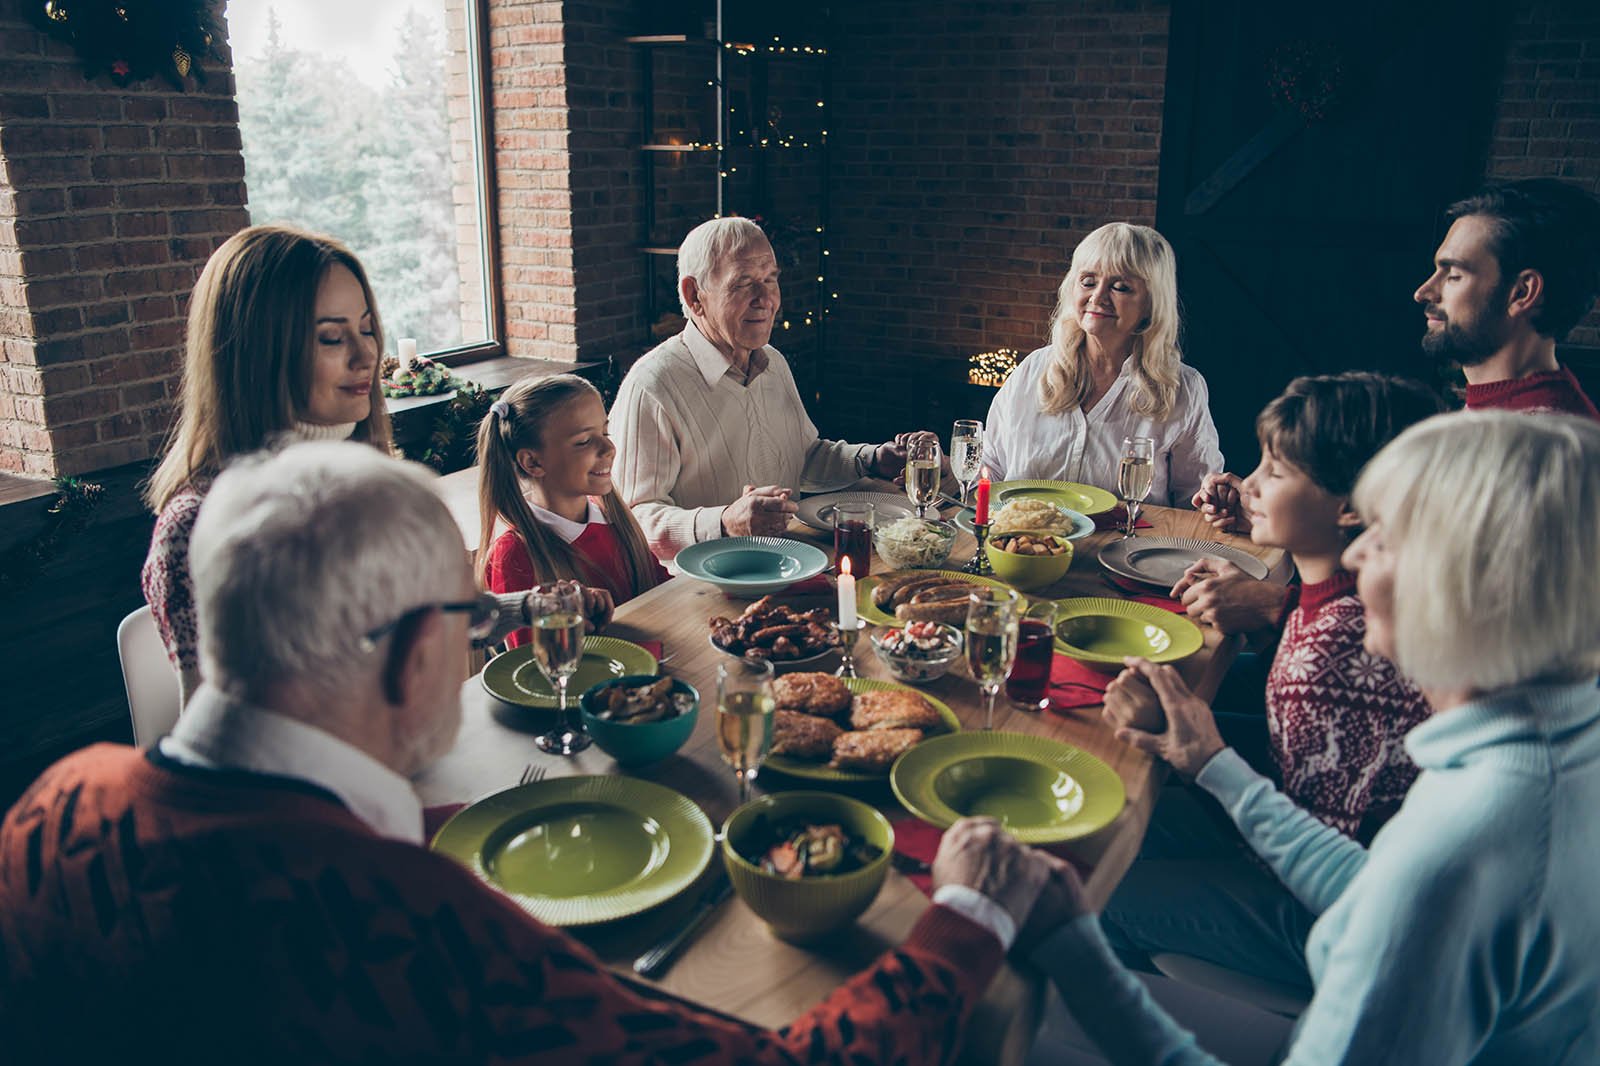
633;869;733;979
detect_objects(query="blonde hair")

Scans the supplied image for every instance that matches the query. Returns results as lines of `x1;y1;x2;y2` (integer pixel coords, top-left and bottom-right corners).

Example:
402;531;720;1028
1352;410;1600;691
1039;222;1182;420
475;374;661;598
145;225;393;512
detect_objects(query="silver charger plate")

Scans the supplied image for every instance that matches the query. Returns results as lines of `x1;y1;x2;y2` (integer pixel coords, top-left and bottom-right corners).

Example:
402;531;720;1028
795;491;916;532
1097;536;1270;589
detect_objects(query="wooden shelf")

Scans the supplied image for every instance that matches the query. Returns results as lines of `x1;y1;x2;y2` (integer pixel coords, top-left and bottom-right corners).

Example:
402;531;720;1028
640;245;681;256
624;34;720;47
641;143;719;153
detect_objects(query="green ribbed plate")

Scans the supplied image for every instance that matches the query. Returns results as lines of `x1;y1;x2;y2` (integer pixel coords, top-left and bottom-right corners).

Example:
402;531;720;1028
890;731;1125;843
763;677;961;783
431;775;713;926
994;479;1119;517
480;636;657;709
1051;597;1205;667
857;569;1014;627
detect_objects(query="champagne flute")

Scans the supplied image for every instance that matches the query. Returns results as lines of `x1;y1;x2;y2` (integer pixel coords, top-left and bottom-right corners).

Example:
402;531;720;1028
965;587;1020;730
529;580;592;755
1117;436;1156;537
905;436;943;520
950;419;983;508
717;657;775;806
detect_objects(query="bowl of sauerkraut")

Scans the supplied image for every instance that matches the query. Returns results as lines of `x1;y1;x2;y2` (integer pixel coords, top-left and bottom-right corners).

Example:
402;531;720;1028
873;517;957;569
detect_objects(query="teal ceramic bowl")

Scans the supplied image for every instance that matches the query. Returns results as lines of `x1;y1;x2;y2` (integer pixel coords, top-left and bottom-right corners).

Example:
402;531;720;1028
722;791;893;942
579;675;698;766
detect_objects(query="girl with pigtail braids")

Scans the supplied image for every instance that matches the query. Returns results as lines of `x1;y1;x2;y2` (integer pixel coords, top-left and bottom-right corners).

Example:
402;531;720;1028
475;374;666;647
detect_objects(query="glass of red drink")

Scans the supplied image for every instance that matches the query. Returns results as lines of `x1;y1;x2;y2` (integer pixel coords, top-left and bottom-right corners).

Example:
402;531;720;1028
832;501;874;578
1006;600;1057;711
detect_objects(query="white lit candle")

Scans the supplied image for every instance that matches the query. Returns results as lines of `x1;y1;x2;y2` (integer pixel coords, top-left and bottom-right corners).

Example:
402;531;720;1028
397;337;418;370
837;554;857;632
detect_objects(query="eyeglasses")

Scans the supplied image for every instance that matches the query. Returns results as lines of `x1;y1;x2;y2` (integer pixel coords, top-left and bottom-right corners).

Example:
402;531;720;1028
359;591;503;652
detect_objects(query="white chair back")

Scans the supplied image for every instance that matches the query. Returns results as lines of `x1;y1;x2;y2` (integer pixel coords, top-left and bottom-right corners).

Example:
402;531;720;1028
117;605;181;746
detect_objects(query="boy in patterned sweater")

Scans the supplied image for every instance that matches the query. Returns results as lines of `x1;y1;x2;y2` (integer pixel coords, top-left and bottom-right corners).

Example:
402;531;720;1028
1097;372;1444;992
0;442;1056;1065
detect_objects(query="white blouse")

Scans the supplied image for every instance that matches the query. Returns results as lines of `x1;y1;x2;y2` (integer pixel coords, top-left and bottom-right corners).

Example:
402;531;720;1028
981;346;1223;506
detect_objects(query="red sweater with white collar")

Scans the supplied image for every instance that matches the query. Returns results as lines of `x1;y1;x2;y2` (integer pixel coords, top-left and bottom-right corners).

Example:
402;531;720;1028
0;745;1003;1065
486;523;669;648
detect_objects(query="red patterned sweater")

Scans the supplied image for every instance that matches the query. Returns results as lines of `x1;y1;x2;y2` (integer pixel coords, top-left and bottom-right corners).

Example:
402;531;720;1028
0;745;1002;1064
1265;570;1431;838
1464;365;1600;419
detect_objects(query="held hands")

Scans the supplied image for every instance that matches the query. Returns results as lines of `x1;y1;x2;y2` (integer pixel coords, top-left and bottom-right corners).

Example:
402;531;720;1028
874;430;943;482
1015;853;1093;949
932;817;1053;932
1171;558;1289;635
722;484;799;537
1103;658;1225;779
1192;472;1248;534
581;586;614;633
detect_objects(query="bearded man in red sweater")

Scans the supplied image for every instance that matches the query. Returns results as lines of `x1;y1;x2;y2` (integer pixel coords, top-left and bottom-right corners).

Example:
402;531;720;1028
0;441;1055;1064
1414;178;1600;418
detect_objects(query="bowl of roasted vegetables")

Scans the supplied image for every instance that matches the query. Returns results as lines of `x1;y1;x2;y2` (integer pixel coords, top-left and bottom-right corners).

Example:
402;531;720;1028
722;791;893;941
579;675;698;766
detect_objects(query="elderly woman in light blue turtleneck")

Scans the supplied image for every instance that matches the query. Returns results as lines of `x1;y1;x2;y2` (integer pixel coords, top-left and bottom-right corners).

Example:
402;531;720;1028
1023;410;1600;1065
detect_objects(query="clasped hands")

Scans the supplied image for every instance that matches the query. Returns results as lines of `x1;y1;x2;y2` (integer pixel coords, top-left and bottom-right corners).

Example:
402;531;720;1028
933;817;1092;949
1100;658;1226;780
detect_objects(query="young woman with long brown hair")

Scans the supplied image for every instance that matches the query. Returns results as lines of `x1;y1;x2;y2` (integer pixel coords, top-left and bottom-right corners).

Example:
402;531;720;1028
142;225;393;703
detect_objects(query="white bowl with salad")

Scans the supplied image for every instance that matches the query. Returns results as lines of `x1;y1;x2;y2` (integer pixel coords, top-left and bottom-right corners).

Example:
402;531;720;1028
870;621;964;683
873;516;957;569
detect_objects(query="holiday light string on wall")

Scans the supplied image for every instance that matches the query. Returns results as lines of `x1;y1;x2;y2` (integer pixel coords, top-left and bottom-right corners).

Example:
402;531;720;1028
968;349;1022;387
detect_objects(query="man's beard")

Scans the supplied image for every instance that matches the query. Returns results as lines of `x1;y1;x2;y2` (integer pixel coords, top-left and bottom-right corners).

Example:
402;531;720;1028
1420;292;1511;369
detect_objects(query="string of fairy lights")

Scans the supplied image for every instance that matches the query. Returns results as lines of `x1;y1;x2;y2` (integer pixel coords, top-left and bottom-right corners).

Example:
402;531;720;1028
968;349;1022;387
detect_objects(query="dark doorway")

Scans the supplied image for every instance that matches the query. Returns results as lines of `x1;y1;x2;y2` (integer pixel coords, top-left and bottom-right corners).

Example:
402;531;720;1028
1156;2;1509;470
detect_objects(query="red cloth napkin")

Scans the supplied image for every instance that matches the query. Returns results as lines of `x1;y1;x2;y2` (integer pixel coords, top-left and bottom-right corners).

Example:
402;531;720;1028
779;574;835;596
1046;651;1113;710
636;639;664;659
891;816;1093;898
423;804;466;839
1094;506;1153;532
1099;573;1189;614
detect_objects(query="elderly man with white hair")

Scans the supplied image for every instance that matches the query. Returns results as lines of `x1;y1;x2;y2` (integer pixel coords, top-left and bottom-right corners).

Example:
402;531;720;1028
0;441;1060;1063
614;216;932;560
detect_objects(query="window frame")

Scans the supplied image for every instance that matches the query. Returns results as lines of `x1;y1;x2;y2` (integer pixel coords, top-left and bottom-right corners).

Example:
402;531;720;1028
432;0;504;368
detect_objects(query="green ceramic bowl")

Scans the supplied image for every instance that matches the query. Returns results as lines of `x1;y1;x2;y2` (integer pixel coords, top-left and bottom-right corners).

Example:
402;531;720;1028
579;675;698;766
722;791;893;942
985;530;1075;591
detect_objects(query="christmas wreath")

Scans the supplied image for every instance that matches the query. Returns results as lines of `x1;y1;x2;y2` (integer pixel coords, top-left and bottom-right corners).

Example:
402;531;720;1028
32;0;221;90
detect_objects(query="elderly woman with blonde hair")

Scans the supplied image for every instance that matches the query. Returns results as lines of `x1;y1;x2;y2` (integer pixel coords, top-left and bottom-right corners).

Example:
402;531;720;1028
1019;410;1600;1064
983;222;1222;505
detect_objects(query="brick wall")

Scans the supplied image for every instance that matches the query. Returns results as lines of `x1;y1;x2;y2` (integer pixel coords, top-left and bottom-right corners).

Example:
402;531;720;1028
0;0;249;477
445;2;490;345
820;0;1170;440
563;0;647;361
1483;0;1600;350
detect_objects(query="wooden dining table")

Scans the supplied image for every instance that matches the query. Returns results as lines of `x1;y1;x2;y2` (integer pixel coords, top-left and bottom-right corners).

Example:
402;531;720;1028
414;494;1282;1065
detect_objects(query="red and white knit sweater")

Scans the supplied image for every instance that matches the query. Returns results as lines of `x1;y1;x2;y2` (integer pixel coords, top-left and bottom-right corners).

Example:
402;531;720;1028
1266;570;1431;838
0;745;1003;1065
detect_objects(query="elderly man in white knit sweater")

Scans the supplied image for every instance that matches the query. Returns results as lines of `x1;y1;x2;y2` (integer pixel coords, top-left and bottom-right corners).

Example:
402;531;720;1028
613;217;930;561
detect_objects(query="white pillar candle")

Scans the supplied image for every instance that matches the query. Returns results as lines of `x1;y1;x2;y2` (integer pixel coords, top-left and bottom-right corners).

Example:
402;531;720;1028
397;337;418;369
837;555;857;631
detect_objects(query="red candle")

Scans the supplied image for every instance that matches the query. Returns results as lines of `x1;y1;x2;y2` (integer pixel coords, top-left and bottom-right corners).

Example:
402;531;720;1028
975;468;991;525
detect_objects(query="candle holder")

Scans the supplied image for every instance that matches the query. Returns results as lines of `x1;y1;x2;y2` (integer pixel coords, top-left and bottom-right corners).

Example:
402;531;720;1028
965;521;994;575
835;620;867;678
